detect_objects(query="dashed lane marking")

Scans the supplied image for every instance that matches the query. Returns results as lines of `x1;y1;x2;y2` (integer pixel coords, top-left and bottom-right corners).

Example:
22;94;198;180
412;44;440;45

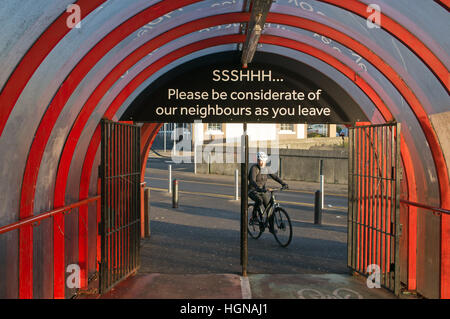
145;176;347;198
240;276;252;299
148;187;347;212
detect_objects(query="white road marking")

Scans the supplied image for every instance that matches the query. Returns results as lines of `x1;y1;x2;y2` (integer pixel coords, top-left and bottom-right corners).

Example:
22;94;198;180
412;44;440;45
240;276;252;299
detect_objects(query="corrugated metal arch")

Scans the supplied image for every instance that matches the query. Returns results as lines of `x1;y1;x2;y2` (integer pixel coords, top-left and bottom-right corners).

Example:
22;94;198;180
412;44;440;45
0;0;448;299
16;8;450;302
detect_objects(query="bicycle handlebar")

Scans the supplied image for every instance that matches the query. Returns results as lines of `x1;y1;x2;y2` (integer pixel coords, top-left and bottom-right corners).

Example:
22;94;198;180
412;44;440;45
268;186;288;192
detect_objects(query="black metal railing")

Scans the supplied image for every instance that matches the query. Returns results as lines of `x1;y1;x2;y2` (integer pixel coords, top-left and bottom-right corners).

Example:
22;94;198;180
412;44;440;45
99;120;141;294
348;123;401;295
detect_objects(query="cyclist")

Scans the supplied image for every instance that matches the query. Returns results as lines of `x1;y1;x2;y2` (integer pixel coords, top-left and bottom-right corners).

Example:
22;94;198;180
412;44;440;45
248;151;288;232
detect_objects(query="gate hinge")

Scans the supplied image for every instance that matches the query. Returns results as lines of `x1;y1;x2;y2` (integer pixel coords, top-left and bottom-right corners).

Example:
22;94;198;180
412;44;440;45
399;223;403;237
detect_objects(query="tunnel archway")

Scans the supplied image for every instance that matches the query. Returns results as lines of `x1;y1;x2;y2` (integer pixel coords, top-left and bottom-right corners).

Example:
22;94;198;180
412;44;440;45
119;49;406;294
0;0;448;299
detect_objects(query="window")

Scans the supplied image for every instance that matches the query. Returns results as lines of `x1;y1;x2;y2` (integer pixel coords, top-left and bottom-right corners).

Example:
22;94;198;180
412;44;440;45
207;123;222;131
280;124;294;131
164;123;175;132
307;124;328;137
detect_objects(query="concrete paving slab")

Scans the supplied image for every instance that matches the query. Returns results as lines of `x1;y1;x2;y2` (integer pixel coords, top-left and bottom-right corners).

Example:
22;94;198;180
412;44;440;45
82;273;401;299
99;273;243;299
248;274;397;299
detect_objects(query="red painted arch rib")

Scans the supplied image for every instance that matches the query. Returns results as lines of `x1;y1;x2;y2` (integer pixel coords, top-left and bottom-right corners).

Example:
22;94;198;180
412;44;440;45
45;12;434;297
78;124;101;288
141;124;163;179
79;122;161;252
80;33;395;188
12;8;445;298
317;0;450;92
21;0;203;221
263;20;448;296
24;12;446;248
78;33;422;297
53;12;250;218
0;0;107;139
16;0;200;299
60;13;440;223
78;124;101;289
83;35;414;290
264;13;449;210
434;0;450;11
140;123;161;165
54;29;224;300
139;123;162;236
2;0;444;299
399;137;418;291
12;0;107;299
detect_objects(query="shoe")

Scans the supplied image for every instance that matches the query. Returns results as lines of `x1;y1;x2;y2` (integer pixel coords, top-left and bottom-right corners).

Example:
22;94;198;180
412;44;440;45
259;223;265;232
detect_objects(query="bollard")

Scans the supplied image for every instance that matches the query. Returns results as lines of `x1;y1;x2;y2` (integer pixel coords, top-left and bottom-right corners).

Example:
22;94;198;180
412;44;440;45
278;156;282;179
168;164;172;193
144;188;150;238
194;142;197;175
235;169;239;200
172;179;179;208
163;123;166;152
314;190;322;225
319;159;324;209
208;153;211;174
320;175;324;209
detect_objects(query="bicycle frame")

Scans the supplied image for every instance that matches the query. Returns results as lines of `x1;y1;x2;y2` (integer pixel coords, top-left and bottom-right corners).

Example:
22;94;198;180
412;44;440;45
249;187;292;247
256;190;282;228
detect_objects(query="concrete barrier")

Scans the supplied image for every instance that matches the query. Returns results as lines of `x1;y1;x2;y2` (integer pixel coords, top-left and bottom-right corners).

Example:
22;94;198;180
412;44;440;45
196;147;348;184
279;149;348;184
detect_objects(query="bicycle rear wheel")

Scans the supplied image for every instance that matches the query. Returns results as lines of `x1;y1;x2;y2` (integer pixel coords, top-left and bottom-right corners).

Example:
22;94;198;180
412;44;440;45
272;207;292;247
248;203;263;239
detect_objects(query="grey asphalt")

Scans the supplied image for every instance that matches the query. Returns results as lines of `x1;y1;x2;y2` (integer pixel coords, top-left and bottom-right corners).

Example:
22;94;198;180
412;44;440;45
78;153;405;300
140;154;350;276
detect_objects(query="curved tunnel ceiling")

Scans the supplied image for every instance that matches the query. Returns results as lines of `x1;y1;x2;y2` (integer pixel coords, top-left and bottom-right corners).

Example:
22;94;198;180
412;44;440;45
0;0;449;299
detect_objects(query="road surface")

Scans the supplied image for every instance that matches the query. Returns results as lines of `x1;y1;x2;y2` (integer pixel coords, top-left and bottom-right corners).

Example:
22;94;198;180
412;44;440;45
140;155;349;276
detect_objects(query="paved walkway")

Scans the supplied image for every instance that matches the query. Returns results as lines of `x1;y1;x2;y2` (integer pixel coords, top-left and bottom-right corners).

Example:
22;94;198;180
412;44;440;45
85;273;397;299
78;154;399;300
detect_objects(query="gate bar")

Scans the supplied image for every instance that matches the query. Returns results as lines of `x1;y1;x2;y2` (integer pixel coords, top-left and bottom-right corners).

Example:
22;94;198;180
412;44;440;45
348;123;401;295
240;123;249;277
394;124;401;295
99;120;141;294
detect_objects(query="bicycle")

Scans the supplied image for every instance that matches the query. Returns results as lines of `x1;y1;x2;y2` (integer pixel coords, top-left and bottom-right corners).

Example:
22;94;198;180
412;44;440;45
248;187;293;247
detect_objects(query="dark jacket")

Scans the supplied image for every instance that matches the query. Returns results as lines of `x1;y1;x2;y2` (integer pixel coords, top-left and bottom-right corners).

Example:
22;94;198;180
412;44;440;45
248;164;284;192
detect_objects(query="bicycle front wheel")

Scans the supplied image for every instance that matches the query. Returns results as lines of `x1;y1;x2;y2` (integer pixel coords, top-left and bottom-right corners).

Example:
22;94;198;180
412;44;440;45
272;207;292;247
248;203;263;239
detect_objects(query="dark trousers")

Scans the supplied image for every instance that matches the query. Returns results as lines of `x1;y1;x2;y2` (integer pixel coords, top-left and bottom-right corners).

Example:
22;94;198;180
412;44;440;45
249;190;274;229
248;191;273;227
249;190;271;211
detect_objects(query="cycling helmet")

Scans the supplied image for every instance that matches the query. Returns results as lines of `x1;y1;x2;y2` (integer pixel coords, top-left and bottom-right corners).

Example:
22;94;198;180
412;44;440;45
256;151;268;161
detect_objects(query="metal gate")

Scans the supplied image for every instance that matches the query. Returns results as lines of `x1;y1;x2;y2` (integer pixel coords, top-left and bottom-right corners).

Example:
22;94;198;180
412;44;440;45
348;123;401;295
99;120;141;293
